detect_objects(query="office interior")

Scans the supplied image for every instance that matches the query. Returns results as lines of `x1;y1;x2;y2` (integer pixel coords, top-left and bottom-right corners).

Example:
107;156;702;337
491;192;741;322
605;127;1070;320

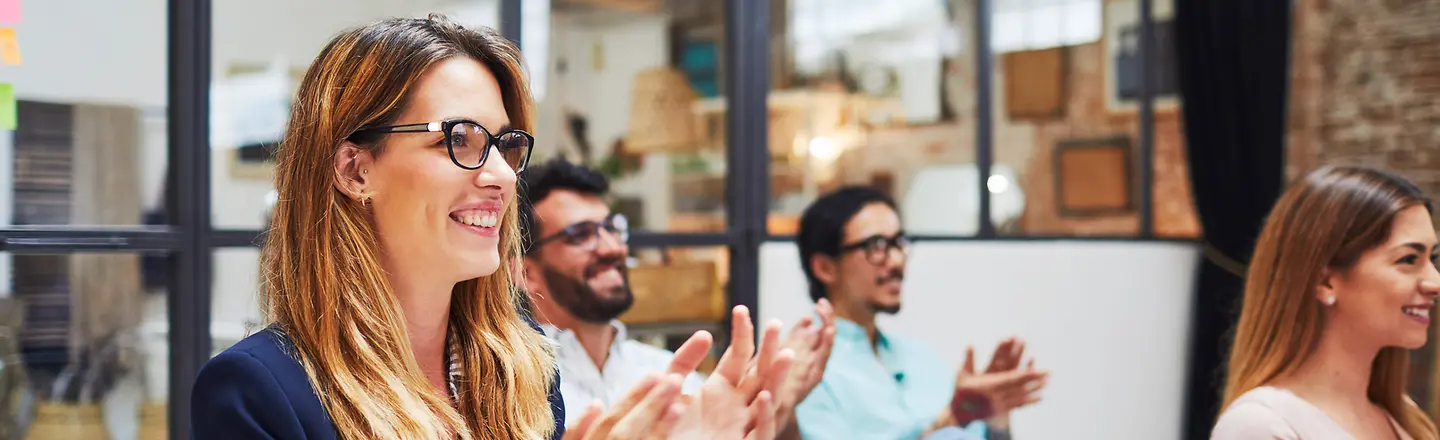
0;0;1431;438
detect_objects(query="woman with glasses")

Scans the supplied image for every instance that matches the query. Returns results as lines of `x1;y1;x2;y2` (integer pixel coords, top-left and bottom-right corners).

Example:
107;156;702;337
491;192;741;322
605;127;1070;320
1213;166;1439;439
191;15;791;440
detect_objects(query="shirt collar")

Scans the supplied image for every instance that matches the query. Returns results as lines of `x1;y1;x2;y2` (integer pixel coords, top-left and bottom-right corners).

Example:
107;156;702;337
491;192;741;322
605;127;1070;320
541;319;628;356
834;317;889;349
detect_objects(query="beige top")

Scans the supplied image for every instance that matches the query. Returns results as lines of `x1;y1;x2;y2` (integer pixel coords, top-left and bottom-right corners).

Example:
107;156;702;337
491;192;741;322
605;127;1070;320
1212;386;1411;440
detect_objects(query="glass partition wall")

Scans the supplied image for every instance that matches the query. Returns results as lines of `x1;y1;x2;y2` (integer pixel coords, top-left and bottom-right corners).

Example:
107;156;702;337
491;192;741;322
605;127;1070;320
0;0;1231;438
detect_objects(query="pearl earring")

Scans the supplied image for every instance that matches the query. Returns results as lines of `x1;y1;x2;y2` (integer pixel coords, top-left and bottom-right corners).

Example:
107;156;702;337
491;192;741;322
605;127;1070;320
1324;297;1336;306
362;169;369;174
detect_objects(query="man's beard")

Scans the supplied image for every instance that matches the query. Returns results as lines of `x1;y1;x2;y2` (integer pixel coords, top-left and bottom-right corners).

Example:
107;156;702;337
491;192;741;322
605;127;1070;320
541;258;634;324
868;267;904;315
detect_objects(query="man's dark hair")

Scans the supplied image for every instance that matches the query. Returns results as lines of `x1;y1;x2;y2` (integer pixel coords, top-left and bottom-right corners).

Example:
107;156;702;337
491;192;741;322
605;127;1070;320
796;186;898;302
517;157;611;253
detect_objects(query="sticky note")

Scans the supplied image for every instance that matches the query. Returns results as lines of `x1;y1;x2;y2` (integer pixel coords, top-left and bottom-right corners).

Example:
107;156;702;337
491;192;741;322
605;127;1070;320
0;84;14;130
0;28;17;65
0;0;17;23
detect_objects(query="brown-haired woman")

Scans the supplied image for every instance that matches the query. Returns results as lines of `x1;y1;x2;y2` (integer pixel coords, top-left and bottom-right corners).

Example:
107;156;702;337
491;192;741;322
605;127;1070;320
1213;166;1440;439
190;15;791;440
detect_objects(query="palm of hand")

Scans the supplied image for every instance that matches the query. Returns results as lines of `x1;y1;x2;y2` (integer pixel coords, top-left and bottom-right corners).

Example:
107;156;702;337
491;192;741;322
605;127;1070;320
953;338;1047;415
667;381;748;439
665;306;792;440
776;299;837;411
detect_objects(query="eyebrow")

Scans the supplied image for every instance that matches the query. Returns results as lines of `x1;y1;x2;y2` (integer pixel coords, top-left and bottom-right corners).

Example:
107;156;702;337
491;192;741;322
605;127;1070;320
439;116;512;132
1397;242;1438;253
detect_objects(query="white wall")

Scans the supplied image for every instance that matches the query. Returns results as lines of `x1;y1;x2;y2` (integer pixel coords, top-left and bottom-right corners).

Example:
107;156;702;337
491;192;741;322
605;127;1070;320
759;240;1200;439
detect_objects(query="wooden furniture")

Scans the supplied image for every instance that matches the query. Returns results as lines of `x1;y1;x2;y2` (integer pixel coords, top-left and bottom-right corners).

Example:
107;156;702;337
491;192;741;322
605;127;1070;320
619;261;726;325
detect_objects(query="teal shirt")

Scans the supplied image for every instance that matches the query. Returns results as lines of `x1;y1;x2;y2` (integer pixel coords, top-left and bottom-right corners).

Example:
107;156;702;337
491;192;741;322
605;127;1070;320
794;318;988;440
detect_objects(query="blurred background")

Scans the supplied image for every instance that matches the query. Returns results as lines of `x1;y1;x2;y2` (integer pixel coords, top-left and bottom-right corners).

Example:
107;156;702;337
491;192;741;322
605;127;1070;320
0;0;1433;438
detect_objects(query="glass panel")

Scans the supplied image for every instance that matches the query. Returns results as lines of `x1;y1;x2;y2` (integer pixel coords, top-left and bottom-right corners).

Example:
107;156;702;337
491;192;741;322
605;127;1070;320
212;248;267;352
537;1;729;233
774;0;977;235
2;0;169;227
988;0;1198;237
209;2;504;229
0;251;168;438
621;245;728;375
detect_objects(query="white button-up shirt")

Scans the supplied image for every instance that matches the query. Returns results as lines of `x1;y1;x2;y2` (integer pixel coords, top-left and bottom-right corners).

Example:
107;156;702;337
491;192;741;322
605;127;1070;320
543;320;705;426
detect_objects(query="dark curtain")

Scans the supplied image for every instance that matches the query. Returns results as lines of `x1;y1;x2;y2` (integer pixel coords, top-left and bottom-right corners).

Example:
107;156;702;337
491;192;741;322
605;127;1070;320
1174;0;1292;438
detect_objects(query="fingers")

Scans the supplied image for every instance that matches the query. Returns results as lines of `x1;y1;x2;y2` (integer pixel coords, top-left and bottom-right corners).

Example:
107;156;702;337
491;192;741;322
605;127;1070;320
815;299;836;350
960;346;976;376
562;400;603;440
666;330;714;377
997;368;1050;389
610;374;686;438
743;391;777;440
812;322;837;376
764;349;796;397
739;321;785;400
714;306;756;385
995;376;1047;411
645;401;687;439
585;374;661;438
756;320;782;380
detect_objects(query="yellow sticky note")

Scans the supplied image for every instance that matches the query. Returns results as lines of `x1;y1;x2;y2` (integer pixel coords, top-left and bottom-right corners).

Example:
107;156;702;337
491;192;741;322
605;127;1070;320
0;27;19;65
0;84;14;130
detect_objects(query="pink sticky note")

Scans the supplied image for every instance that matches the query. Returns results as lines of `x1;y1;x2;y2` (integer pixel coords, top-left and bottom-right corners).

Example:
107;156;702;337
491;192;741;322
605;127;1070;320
0;0;17;23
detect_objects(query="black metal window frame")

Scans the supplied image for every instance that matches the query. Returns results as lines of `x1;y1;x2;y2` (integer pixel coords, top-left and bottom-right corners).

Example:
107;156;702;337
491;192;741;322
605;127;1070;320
0;0;1162;438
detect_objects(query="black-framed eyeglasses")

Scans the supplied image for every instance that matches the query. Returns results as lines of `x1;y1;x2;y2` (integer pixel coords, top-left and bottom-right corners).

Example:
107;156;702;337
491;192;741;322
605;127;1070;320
839;233;910;265
528;213;630;254
349;119;535;172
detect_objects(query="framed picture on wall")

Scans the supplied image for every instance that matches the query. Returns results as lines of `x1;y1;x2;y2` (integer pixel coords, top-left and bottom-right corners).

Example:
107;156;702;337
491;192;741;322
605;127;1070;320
216;63;305;181
1103;0;1180;114
1053;136;1134;217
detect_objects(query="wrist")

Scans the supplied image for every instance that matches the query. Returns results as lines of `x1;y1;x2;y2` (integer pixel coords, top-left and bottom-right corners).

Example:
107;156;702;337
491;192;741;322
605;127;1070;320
984;414;1009;431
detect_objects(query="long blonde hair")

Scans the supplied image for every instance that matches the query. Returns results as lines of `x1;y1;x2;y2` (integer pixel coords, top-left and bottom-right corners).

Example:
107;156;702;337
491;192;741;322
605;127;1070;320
262;15;556;440
1223;165;1438;439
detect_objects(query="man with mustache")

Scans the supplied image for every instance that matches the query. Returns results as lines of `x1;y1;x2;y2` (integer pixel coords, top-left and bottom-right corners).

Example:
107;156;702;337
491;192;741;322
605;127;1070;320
792;186;1049;440
517;157;837;438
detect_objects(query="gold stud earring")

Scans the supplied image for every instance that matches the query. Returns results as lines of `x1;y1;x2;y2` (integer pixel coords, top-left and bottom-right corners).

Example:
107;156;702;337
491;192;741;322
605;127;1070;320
362;169;369;174
360;195;371;206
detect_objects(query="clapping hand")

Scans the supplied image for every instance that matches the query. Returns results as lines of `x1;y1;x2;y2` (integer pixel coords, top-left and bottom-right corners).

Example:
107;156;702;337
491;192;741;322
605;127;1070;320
951;338;1047;425
563;328;715;439
668;305;795;440
773;299;837;434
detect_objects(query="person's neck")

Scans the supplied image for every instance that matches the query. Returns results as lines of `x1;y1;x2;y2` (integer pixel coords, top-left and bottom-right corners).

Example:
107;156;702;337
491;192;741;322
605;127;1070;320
387;265;456;397
528;296;617;370
833;296;880;352
1278;324;1379;411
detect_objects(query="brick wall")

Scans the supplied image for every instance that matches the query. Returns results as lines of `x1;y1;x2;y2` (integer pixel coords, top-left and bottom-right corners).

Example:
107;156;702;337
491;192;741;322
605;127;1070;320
1287;0;1440;210
1287;0;1440;409
1014;42;1200;237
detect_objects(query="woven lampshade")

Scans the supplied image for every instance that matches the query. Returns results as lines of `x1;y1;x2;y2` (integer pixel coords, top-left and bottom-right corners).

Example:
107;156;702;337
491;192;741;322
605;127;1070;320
625;67;701;153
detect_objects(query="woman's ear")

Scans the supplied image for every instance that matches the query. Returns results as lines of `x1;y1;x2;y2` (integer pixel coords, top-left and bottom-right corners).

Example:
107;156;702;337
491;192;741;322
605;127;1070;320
1316;267;1339;306
333;142;375;201
811;253;839;286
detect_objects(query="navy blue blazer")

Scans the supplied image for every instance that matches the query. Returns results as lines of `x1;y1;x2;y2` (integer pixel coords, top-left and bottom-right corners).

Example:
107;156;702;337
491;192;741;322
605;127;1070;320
190;318;566;439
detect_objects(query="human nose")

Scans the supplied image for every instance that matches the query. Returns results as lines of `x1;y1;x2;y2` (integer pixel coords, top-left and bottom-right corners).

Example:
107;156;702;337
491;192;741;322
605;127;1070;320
593;227;627;256
473;146;517;187
1421;263;1440;299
